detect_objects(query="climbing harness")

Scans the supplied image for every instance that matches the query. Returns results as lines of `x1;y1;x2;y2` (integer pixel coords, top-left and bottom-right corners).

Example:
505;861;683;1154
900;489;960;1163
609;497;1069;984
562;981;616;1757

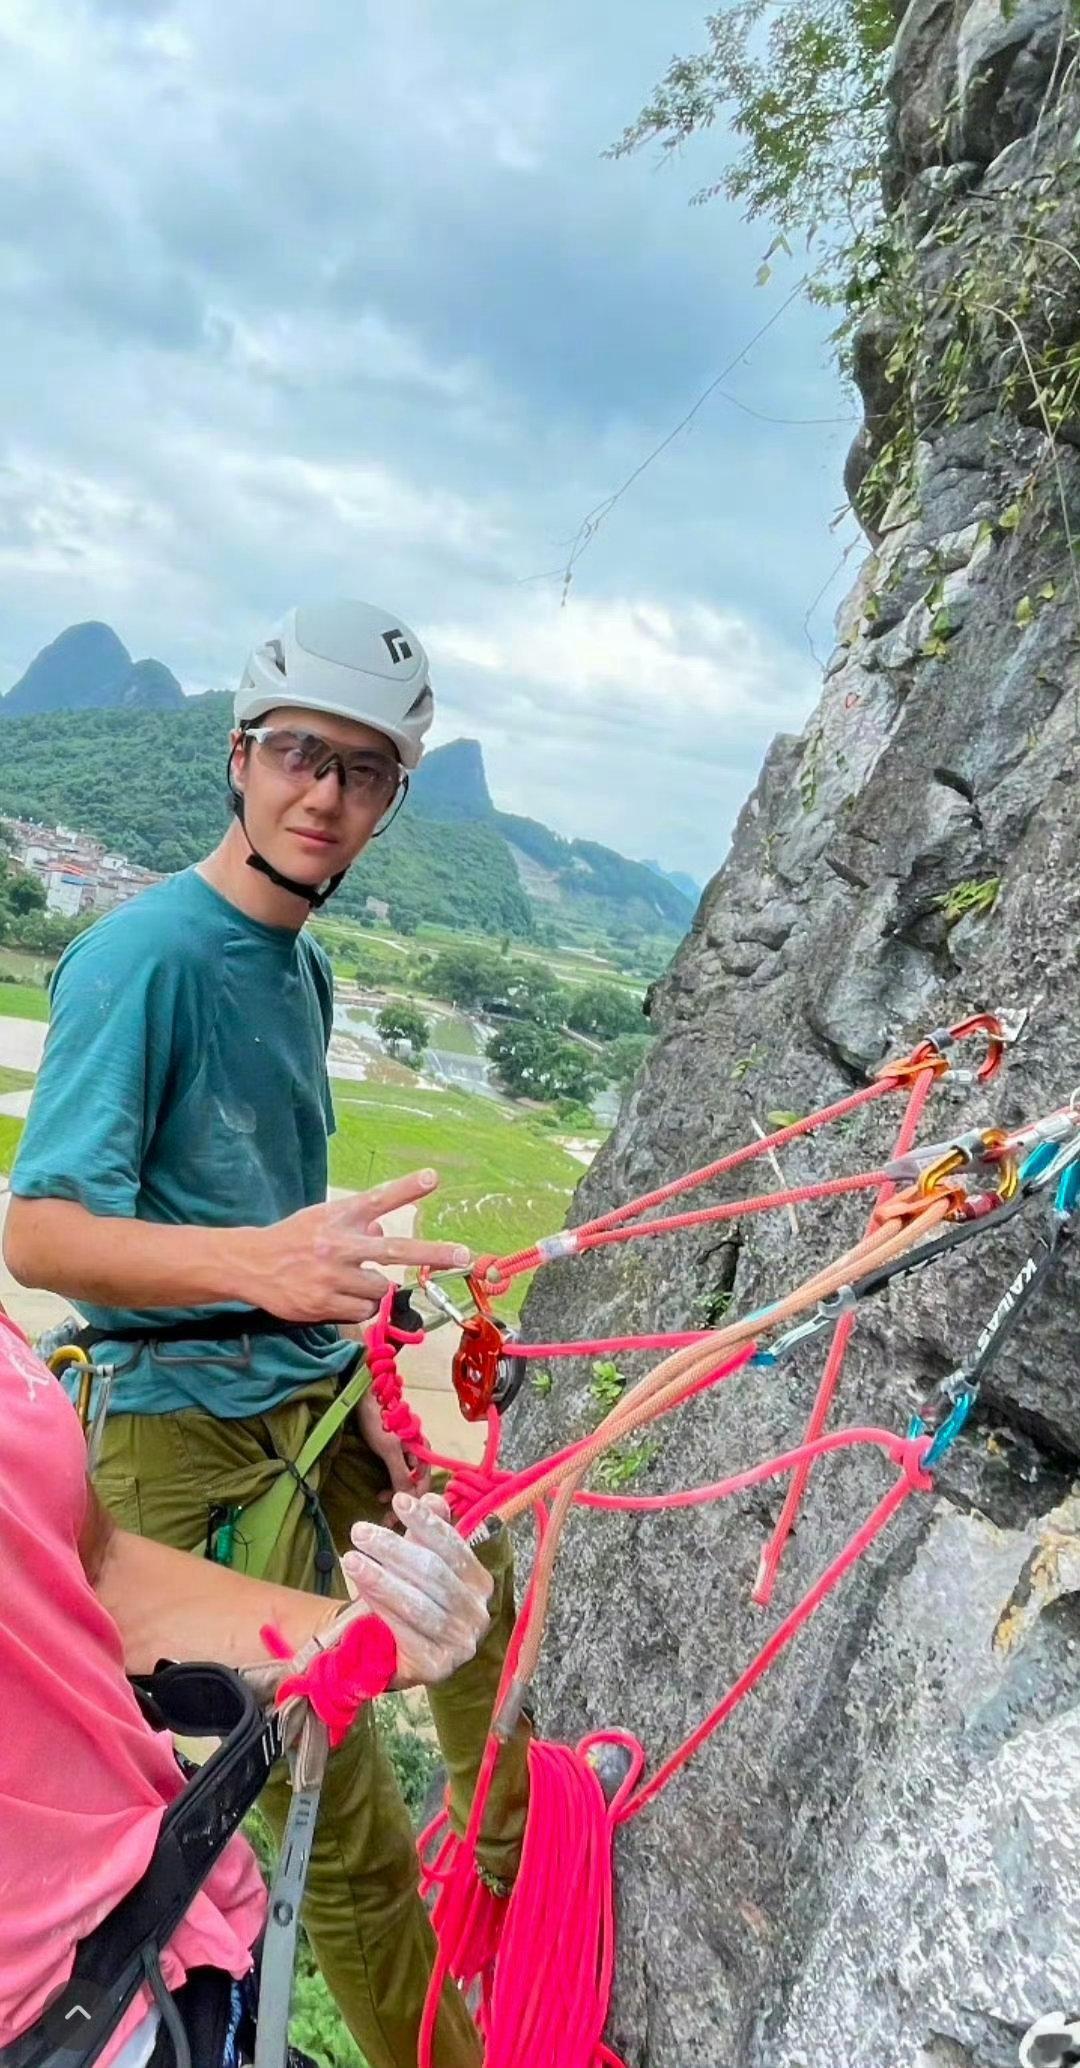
45;1293;425;1591
0;1663;285;2068
1;1619;400;2068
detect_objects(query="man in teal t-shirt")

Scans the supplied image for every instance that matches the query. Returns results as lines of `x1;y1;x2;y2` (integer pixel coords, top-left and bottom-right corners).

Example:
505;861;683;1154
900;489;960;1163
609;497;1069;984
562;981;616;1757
4;600;529;2068
13;865;369;1416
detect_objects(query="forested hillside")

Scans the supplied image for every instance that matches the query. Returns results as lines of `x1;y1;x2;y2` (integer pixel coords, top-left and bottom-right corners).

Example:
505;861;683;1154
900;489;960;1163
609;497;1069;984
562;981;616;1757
0;697;693;940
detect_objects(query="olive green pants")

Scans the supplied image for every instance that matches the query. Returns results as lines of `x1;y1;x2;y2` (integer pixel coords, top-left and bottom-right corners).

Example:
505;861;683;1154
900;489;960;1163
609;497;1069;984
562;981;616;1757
95;1388;530;2068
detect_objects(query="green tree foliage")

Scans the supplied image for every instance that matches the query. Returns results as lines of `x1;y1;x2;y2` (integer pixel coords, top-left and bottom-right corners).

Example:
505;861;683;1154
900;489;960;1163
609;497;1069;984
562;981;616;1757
0;849;85;956
494;813;691;932
608;0;895;303
376;1001;430;1061
4;871;45;915
487;1022;602;1104
603;1031;654;1086
0;697;535;939
0;700;694;944
425;945;507;1007
565;982;644;1041
502;962;568;1028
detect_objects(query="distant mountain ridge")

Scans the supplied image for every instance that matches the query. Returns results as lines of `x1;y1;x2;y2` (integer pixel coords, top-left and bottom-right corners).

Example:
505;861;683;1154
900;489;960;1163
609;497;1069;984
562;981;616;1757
642;857;701;906
1;622;185;717
0;627;696;941
409;741;693;932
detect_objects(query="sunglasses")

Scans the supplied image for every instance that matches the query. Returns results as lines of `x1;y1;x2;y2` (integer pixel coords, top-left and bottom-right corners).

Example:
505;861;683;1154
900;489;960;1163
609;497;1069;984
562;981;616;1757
245;726;404;806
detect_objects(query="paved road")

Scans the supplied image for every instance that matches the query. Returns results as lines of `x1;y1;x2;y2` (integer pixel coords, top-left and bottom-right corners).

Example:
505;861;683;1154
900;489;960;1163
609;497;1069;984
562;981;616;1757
0;1017;46;1070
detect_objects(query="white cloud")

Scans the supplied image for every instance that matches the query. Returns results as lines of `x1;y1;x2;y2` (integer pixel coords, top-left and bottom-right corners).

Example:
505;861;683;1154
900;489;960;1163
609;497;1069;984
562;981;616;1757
0;455;173;586
0;0;852;886
433;83;552;173
432;591;809;740
427;588;816;880
203;306;483;401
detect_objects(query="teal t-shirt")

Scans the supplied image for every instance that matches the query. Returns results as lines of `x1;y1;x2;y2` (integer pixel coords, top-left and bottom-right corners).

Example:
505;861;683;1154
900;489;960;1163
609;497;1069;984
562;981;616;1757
11;868;356;1416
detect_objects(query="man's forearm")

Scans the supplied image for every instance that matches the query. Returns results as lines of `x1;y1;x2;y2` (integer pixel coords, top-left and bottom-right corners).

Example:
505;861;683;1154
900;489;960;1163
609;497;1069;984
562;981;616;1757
3;1196;264;1311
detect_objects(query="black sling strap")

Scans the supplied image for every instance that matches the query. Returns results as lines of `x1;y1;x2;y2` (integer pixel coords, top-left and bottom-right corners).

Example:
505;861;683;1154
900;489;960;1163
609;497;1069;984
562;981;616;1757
67;1288;423;1356
0;1664;283;2068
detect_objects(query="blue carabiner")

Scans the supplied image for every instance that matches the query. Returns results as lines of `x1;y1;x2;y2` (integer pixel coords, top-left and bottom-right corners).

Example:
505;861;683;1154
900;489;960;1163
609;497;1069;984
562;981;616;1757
1021;1142;1061;1188
907;1386;975;1470
1056;1160;1080;1218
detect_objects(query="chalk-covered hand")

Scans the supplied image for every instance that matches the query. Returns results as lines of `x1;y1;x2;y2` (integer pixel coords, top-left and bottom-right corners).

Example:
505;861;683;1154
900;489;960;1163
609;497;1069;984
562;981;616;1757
341;1491;494;1686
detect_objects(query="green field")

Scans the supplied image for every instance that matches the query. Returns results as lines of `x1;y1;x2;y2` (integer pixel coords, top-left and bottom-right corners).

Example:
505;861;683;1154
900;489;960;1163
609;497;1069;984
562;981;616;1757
0;1080;587;1317
423;1009;480;1056
0;1114;23;1171
329;1079;584;1313
0;983;49;1022
0;948;54;986
0;1066;35;1096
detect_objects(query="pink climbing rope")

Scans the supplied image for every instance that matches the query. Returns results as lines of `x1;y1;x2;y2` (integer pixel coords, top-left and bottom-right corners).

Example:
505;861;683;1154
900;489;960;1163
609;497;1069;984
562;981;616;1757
414;1422;934;2068
494;1166;895;1275
361;1016;1017;2067
480;1080;900;1291
260;1614;399;1748
751;1065;935;1605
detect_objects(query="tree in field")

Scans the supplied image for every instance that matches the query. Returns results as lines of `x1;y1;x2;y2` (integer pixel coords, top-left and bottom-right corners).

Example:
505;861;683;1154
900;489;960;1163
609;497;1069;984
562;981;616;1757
487;1022;601;1105
565;982;644;1042
390;898;420;935
503;962;569;1029
4;870;46;917
604;1031;654;1088
377;1002;430;1064
427;945;506;1008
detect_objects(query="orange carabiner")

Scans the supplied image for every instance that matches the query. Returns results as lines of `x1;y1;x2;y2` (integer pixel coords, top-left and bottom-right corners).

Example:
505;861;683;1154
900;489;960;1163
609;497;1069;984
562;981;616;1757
877;1011;1008;1089
950;1012;1007;1084
978;1127;1020;1202
916;1146;967;1196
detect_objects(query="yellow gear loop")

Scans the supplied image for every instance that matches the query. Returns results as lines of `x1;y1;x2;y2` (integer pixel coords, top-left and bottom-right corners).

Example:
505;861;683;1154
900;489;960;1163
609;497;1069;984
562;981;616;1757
916;1129;1020;1210
917;1147;967;1197
985;1131;1020;1202
48;1344;95;1431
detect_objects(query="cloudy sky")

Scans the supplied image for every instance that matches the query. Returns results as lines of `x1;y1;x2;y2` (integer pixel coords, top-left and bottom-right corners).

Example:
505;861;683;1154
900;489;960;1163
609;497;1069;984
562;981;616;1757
0;0;863;886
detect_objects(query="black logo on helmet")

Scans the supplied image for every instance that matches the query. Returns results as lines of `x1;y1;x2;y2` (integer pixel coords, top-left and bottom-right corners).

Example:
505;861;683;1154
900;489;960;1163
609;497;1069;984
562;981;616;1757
382;629;413;664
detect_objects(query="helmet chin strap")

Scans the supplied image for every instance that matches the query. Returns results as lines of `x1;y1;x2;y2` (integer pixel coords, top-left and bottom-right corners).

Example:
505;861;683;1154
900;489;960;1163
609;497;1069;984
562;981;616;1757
227;749;346;910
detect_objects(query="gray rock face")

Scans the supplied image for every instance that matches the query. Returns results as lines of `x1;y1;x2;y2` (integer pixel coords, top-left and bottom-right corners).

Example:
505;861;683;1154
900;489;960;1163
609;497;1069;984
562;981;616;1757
508;9;1080;2063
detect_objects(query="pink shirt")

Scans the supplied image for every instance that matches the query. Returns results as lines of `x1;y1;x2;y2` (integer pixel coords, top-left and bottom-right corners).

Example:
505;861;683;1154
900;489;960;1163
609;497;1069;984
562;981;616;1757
0;1312;266;2051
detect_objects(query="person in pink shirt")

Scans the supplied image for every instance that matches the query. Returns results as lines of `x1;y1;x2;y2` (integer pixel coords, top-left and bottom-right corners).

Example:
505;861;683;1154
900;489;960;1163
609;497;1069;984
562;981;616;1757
0;1305;493;2068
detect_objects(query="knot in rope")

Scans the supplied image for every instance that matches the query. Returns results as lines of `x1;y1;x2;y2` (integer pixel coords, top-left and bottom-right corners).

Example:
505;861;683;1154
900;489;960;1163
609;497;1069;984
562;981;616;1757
367;1295;427;1458
900;1432;935;1493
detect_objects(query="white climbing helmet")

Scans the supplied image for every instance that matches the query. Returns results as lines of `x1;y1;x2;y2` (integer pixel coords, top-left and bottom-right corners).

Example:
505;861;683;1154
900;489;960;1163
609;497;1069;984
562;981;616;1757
235;600;434;769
